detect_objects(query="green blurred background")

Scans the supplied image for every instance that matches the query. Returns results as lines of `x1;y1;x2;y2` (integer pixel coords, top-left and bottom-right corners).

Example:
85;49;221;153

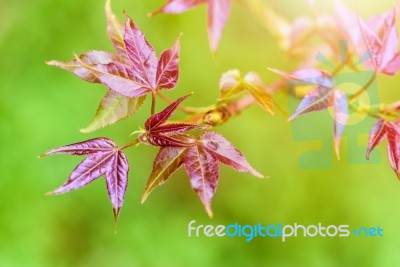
2;0;400;266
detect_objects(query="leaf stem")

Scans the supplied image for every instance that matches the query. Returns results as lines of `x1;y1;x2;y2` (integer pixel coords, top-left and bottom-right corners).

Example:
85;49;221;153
348;101;381;120
151;91;156;115
350;71;377;101
119;138;140;150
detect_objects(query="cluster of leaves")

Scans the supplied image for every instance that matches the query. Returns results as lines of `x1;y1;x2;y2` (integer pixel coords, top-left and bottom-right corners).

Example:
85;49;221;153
43;0;400;221
264;1;400;176
176;0;400;179
43;0;264;220
48;0;180;133
335;1;400;75
139;95;264;217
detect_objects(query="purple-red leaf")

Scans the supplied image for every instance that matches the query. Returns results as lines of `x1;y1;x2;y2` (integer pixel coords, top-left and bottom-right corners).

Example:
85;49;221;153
72;16;183;96
150;0;206;16
289;86;332;120
105;151;129;220
335;0;363;53
124;17;158;89
269;68;334;88
207;0;230;52
47;51;119;83
378;9;398;71
142;95;207;147
382;53;400;75
50;13;182;96
332;90;349;160
366;120;387;160
357;15;383;71
41;138;129;221
150;123;207;135
386;122;400;178
156;36;180;89
74;58;151;97
40;138;116;156
47;152;112;195
145;94;191;131
152;0;230;52
49;12;183;135
358;7;400;75
335;1;400;75
146;134;197;147
200;132;264;178
141;146;187;203
184;145;219;217
366;120;400;178
141;131;266;217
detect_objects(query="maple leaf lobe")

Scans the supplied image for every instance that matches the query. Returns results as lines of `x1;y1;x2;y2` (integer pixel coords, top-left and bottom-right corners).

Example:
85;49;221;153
41;138;129;221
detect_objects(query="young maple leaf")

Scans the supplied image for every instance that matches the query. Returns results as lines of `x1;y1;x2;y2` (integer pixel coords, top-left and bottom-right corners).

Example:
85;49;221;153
47;0;181;132
141;132;265;217
367;120;400;178
248;0;339;63
150;0;230;52
140;94;208;147
219;70;275;114
271;68;349;159
335;1;400;75
40;138;129;221
74;16;181;97
331;90;349;159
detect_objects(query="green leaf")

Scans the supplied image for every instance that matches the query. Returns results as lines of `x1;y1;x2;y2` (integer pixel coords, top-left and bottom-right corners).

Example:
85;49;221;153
247;84;274;115
80;91;146;133
105;0;126;55
219;70;245;99
244;72;274;114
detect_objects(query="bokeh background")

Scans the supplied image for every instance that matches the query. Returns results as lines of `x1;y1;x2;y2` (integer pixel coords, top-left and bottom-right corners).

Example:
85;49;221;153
2;0;400;266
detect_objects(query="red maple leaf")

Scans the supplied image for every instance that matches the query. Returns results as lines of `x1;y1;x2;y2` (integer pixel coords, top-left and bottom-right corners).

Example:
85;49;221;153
40;138;129;221
140;94;208;147
141;131;265;217
366;120;400;178
335;1;400;75
74;16;180;97
134;94;265;216
150;0;230;52
271;68;349;159
47;0;181;132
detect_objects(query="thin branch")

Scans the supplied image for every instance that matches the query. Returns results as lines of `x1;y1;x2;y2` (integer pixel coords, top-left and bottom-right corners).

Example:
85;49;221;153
348;101;381;120
157;92;215;114
350;71;377;101
151;91;156;115
119;138;140;150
